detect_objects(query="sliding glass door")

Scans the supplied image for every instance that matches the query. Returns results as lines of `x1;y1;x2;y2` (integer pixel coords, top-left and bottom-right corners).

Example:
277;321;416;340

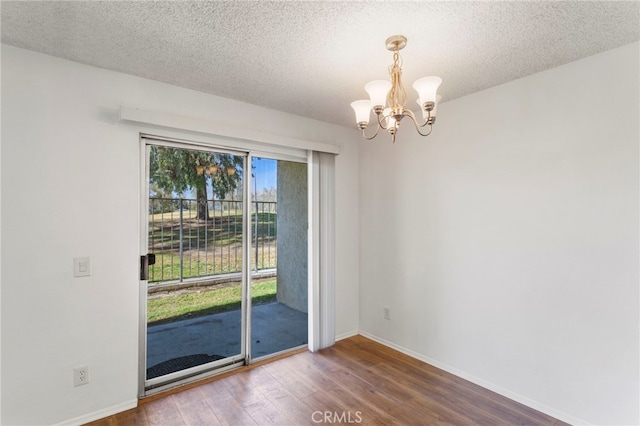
140;137;309;393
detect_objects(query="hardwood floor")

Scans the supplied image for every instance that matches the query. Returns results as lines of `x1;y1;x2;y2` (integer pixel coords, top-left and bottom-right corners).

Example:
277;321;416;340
88;335;568;425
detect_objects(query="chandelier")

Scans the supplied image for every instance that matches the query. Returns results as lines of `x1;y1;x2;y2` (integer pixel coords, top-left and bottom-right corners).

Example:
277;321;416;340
351;35;442;143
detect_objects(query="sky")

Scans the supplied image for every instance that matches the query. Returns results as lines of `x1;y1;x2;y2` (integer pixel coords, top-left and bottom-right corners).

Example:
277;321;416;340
252;157;277;193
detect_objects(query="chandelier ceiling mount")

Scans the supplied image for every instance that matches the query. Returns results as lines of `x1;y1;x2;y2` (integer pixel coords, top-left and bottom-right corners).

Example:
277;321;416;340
385;34;407;51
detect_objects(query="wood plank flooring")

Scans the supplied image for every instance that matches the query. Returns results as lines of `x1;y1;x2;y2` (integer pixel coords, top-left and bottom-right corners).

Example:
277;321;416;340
88;335;568;425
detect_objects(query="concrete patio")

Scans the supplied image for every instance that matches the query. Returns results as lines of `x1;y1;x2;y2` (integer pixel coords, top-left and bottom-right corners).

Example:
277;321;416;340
147;302;307;378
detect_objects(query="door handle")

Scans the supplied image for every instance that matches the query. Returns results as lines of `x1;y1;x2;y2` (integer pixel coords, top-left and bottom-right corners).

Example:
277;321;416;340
140;254;156;281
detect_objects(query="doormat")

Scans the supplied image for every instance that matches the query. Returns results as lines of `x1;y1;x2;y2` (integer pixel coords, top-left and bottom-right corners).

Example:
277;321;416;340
147;353;225;379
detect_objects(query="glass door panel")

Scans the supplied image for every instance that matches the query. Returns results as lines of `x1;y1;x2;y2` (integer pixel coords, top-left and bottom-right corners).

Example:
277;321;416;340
144;142;247;386
250;157;308;359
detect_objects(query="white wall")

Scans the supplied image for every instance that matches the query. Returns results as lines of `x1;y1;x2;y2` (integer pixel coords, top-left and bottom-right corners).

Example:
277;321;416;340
0;45;360;425
359;42;639;425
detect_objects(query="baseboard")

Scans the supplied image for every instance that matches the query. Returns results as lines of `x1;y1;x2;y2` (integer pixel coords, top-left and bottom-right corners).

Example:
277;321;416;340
357;330;589;426
335;329;359;342
55;399;138;426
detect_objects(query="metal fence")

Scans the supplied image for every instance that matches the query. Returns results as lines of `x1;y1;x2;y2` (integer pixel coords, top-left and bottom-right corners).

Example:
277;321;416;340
148;198;276;283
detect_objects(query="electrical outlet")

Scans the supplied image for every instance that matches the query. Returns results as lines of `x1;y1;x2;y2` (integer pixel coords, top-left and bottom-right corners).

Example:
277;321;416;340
384;307;391;320
73;366;89;387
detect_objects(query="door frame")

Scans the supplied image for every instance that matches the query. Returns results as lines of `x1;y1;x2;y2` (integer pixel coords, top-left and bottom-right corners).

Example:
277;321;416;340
133;124;334;397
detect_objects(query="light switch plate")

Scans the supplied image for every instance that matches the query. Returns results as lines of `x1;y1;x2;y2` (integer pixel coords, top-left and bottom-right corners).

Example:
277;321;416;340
73;257;91;277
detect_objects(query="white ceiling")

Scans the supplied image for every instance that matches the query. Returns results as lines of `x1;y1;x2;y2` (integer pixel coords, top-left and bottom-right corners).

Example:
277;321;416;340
2;1;639;128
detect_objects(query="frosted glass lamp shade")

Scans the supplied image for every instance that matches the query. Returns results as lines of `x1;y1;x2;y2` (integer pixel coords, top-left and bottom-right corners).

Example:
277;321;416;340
413;76;442;105
432;94;442;117
351;100;372;124
365;80;392;108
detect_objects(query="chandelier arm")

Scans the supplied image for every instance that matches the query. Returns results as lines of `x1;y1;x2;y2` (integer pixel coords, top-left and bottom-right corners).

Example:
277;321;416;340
417;124;434;137
403;108;431;128
361;122;382;140
377;112;389;130
404;110;434;137
419;110;432;128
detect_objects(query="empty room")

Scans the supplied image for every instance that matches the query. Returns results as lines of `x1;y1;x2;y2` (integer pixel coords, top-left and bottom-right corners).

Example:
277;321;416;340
1;1;638;425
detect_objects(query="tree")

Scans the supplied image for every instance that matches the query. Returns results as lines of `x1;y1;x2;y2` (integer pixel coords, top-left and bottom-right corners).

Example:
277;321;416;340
258;186;277;202
149;183;179;213
149;146;244;220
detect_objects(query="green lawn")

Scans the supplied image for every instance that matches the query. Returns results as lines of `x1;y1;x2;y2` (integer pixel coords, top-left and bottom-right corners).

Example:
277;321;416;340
148;279;276;325
149;250;276;282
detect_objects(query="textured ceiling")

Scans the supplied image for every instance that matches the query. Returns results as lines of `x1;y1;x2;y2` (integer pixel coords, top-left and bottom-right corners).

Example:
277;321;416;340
2;1;639;128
